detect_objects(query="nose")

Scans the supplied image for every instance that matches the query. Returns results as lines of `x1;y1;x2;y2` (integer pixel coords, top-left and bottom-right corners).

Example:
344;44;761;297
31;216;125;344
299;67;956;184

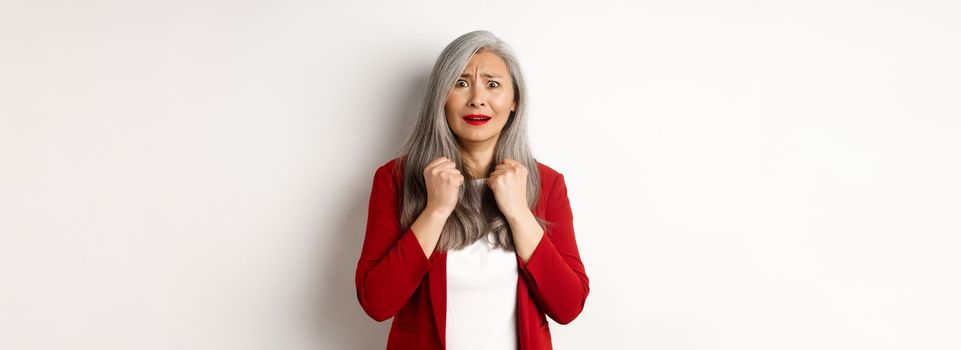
468;83;487;107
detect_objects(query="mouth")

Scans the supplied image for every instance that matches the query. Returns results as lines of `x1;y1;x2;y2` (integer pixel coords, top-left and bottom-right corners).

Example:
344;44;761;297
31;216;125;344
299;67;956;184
463;114;492;125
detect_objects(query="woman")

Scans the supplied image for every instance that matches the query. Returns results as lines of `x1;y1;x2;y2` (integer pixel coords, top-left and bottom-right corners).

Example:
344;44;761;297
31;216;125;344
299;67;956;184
355;30;589;350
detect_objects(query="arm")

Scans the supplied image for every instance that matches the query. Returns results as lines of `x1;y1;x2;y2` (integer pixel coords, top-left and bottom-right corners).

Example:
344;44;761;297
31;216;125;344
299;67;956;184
354;164;440;322
507;210;543;264
512;173;590;325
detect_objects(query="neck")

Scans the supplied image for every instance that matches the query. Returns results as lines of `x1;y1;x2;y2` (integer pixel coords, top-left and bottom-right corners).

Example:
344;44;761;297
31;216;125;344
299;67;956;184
458;138;496;179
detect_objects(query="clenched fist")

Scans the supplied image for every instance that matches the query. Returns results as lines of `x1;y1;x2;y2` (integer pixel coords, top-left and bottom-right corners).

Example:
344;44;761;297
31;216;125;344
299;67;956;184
423;156;464;217
486;158;529;219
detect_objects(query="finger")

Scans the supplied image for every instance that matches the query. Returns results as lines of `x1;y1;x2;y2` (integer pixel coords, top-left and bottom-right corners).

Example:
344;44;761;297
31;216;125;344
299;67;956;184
424;157;448;173
440;168;462;177
494;165;517;174
427;156;450;167
430;159;459;174
441;172;463;187
503;159;524;169
434;161;457;171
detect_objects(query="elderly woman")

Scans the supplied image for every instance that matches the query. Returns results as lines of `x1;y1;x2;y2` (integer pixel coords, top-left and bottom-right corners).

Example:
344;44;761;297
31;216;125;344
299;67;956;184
355;30;589;350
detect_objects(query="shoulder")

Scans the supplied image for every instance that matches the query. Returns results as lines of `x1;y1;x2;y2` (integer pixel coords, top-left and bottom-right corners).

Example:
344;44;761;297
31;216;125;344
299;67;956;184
378;157;401;173
535;160;561;178
534;160;565;191
372;156;404;187
533;160;572;217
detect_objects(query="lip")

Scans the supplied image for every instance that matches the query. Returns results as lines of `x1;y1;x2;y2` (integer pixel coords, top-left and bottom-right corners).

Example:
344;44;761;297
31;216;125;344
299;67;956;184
463;114;492;126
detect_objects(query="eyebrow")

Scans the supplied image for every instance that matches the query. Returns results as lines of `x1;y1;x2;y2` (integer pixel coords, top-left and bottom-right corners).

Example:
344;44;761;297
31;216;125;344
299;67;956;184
460;72;503;79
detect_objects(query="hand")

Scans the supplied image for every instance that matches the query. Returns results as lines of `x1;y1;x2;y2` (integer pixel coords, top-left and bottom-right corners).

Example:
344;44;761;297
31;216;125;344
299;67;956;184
423;156;463;216
486;158;529;218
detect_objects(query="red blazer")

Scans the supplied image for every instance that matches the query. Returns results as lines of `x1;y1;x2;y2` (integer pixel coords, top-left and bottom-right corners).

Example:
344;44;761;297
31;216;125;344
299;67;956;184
355;157;589;349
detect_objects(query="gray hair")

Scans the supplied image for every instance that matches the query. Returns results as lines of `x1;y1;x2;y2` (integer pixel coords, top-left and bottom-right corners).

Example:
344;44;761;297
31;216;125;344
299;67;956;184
392;30;551;252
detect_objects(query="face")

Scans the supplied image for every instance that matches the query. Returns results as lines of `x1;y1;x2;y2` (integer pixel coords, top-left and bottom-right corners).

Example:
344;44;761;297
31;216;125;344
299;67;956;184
444;49;516;147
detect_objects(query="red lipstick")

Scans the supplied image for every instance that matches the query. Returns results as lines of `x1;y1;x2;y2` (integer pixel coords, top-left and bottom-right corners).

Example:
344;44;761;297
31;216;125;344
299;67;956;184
463;114;492;125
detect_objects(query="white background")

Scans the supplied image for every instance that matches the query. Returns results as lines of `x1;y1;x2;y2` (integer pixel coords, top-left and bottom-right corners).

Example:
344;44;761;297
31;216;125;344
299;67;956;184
2;1;959;349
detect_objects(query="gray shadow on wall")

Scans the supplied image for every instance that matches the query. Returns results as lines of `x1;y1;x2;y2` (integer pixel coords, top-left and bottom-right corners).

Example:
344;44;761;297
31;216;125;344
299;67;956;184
302;64;431;348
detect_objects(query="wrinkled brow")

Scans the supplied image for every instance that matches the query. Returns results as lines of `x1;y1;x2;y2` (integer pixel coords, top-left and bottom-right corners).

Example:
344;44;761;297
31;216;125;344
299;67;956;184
460;72;503;79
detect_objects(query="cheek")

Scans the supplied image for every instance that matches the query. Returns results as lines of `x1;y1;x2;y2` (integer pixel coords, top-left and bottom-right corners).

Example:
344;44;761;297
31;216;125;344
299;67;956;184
445;111;456;127
445;93;463;112
494;92;515;110
444;97;456;119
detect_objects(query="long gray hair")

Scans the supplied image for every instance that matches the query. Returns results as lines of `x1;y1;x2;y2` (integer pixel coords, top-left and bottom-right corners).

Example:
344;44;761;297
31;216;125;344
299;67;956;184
392;30;551;252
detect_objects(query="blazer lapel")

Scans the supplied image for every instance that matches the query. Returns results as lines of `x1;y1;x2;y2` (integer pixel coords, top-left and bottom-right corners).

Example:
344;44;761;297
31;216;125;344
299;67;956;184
515;252;532;348
428;251;447;348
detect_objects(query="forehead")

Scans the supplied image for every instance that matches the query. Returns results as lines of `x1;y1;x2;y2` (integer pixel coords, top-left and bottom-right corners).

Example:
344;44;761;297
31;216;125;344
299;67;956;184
462;50;510;75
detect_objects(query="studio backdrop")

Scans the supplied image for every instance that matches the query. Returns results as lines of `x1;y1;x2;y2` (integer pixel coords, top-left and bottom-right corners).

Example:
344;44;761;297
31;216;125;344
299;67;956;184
1;0;959;349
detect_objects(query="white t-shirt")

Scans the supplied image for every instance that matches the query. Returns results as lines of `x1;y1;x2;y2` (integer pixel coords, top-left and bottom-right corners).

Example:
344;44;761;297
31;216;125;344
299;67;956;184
445;178;519;349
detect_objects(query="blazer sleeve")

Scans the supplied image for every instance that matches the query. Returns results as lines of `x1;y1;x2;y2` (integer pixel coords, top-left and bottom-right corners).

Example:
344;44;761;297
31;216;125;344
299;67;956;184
355;164;432;322
517;173;590;324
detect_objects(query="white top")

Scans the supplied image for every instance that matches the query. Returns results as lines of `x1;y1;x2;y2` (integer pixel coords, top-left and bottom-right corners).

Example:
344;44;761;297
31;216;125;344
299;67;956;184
445;178;519;350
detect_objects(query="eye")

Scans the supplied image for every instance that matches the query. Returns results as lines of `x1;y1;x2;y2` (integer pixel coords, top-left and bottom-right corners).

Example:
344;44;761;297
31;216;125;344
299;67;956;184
488;81;500;88
455;79;468;87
